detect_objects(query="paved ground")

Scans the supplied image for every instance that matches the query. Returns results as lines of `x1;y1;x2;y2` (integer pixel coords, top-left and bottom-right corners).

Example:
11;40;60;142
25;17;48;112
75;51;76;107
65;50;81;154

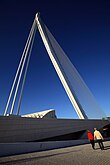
0;141;110;165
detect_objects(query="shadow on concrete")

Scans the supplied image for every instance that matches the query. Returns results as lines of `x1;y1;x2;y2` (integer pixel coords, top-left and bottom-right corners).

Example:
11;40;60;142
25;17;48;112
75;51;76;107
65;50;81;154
0;150;81;165
103;146;110;150
94;145;110;150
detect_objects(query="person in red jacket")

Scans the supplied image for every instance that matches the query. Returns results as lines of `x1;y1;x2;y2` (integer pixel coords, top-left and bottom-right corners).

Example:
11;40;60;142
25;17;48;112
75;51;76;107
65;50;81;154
87;130;95;149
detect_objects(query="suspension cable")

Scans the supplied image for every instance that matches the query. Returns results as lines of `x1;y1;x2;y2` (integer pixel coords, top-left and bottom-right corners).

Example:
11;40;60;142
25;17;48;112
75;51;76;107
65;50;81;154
16;22;37;115
4;19;36;116
9;19;36;115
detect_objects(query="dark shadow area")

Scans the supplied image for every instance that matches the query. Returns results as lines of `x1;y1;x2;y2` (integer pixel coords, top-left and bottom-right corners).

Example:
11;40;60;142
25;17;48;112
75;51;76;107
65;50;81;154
102;123;110;138
94;145;110;150
103;145;110;150
35;130;86;142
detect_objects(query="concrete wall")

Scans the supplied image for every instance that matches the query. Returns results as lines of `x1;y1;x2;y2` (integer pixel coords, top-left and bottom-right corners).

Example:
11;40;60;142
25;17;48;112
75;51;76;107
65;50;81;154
0;116;109;143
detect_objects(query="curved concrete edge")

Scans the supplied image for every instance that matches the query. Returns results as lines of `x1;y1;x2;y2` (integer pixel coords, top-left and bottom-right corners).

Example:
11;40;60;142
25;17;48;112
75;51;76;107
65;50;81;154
0;139;89;157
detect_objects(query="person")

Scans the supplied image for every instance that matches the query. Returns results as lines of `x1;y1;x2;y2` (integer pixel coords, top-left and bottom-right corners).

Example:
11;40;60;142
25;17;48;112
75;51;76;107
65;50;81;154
87;130;95;149
94;128;104;150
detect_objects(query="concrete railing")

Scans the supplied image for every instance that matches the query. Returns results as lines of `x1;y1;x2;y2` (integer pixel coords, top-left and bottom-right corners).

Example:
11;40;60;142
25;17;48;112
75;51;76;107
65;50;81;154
0;139;89;157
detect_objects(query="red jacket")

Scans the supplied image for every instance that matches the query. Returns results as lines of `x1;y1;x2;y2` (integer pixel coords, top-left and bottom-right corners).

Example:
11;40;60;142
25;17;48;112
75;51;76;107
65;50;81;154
88;131;94;140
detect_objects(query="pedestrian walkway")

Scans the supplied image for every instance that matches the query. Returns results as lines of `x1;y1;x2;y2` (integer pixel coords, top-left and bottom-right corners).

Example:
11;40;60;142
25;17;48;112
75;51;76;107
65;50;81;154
0;141;110;165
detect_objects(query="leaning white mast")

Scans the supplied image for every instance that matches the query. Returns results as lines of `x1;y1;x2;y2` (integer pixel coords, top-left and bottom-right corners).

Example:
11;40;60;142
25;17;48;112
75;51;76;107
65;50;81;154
35;13;87;119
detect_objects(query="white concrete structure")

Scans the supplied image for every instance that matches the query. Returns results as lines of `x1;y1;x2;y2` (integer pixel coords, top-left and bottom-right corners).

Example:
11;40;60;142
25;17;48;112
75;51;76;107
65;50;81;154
22;109;57;119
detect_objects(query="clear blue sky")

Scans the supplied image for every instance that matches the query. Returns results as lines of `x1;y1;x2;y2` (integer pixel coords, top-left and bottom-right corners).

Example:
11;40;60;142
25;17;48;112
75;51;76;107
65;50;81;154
0;0;110;118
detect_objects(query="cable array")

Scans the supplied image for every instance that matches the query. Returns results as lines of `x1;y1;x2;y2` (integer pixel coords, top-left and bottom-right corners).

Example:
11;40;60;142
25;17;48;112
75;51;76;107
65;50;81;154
4;19;37;116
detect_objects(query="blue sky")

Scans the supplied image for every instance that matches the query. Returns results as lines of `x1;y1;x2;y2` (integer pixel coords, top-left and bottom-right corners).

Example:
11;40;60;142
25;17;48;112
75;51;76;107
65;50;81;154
0;0;110;118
